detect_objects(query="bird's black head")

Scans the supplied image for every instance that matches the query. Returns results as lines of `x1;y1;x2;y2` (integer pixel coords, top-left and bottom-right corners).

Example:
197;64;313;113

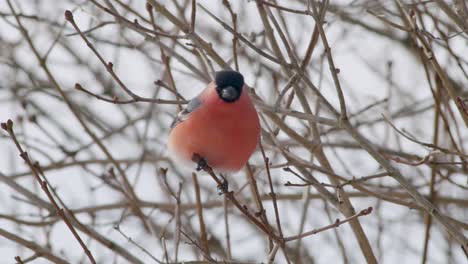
215;70;244;103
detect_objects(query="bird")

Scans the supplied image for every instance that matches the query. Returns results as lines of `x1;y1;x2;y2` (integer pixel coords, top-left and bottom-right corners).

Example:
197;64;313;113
168;70;261;173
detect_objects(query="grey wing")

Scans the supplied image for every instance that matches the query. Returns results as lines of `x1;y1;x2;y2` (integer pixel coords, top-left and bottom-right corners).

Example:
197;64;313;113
170;97;202;129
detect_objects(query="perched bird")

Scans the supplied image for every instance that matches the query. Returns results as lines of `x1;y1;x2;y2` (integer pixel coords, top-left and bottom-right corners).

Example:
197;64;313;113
168;70;260;173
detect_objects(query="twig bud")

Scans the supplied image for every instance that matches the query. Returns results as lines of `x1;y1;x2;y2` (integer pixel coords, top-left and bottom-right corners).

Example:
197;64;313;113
146;2;153;12
28;115;37;123
1;119;13;131
20;100;27;109
64;10;74;22
20;151;28;160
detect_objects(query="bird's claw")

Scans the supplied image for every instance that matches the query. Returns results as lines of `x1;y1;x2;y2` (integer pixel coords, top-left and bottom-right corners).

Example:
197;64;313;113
217;174;229;195
195;157;208;171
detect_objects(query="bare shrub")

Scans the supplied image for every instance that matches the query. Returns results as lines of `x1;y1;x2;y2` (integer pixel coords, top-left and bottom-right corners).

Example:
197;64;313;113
0;0;467;263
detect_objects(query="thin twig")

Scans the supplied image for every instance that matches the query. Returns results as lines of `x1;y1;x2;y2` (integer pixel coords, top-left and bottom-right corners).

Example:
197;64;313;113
114;225;163;263
192;173;211;259
285;207;373;242
1;119;96;264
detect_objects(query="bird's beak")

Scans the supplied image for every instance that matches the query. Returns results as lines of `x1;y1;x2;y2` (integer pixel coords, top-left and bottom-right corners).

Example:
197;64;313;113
221;86;238;100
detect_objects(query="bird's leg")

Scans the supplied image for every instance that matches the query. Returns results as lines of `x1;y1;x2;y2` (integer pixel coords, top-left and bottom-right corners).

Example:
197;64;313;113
217;174;229;195
191;153;229;194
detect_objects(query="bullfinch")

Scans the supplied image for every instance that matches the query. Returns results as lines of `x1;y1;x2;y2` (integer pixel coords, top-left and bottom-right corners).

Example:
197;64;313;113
168;70;261;173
